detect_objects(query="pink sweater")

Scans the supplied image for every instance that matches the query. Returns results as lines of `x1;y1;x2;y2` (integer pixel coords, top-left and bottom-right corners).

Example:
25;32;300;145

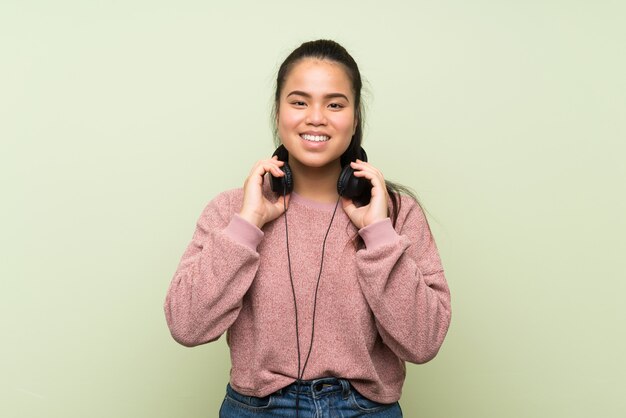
164;185;451;403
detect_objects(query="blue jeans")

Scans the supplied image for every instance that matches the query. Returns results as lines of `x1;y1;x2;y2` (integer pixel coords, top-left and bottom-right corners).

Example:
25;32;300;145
219;377;402;417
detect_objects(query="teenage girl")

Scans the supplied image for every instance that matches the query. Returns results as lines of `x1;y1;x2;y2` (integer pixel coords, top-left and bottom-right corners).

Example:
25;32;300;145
164;39;451;417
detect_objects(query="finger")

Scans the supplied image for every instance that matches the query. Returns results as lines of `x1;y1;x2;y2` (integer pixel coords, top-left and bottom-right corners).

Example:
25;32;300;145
351;168;383;187
253;162;285;178
341;197;356;214
276;193;291;211
350;169;388;200
351;161;383;178
350;162;384;180
265;159;286;175
252;157;284;170
271;194;291;218
268;165;285;177
354;159;379;170
270;156;285;166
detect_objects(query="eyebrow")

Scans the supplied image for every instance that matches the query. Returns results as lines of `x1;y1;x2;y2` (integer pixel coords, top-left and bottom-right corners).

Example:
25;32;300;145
286;90;351;103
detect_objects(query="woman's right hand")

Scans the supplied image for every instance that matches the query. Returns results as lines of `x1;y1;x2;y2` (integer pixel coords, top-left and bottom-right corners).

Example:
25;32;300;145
238;156;290;229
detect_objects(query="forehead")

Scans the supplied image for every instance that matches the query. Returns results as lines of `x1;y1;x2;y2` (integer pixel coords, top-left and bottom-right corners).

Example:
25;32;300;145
282;58;353;98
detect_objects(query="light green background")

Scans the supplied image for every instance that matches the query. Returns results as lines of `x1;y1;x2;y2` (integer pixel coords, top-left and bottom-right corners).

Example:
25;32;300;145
2;1;625;417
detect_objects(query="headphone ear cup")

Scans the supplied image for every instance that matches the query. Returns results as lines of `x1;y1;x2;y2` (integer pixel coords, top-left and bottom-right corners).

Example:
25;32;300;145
270;161;293;194
337;147;370;198
270;145;293;194
337;165;367;198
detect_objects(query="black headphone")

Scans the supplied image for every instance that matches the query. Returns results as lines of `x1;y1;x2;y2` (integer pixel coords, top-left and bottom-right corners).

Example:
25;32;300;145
269;144;370;198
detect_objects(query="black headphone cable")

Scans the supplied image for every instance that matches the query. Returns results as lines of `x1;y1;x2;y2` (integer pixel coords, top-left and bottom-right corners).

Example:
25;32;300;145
282;186;341;417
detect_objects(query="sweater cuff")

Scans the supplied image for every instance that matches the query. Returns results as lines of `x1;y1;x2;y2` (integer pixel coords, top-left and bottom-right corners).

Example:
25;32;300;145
223;214;264;250
358;218;399;250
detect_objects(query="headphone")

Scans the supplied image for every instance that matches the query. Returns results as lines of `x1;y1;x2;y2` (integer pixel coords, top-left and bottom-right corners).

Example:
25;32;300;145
269;144;370;198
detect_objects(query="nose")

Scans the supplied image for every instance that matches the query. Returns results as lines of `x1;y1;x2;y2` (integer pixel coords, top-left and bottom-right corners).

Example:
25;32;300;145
305;105;327;126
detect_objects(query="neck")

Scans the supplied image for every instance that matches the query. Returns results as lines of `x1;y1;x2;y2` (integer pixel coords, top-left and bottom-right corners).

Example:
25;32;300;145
289;158;342;203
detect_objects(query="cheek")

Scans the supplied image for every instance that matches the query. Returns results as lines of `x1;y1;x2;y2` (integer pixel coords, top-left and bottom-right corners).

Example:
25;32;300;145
278;115;303;145
277;109;301;134
333;114;356;135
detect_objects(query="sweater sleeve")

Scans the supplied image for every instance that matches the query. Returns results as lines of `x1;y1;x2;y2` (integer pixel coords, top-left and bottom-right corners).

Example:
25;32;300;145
163;191;263;347
356;197;451;364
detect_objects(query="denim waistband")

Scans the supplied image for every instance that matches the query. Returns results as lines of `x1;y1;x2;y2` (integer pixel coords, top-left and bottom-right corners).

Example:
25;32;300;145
277;377;351;399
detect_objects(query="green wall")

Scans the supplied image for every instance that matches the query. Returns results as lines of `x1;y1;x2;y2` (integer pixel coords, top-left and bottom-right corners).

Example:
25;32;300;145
2;1;624;417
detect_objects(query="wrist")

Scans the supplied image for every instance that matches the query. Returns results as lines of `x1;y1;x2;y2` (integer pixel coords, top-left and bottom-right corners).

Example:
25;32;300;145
225;214;264;249
358;218;398;250
238;210;264;229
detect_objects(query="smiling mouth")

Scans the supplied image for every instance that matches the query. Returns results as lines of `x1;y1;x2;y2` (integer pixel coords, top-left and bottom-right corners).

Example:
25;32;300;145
300;134;330;142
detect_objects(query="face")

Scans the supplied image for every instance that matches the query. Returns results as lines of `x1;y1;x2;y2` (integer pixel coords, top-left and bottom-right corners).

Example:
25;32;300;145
277;58;357;171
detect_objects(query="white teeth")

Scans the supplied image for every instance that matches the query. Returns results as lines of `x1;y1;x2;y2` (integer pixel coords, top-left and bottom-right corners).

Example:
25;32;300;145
301;134;330;142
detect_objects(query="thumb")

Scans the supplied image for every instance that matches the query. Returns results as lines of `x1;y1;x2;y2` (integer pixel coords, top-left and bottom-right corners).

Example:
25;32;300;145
274;194;290;214
341;197;356;216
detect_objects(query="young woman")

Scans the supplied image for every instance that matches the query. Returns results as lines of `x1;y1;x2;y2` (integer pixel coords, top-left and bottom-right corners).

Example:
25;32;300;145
164;39;451;417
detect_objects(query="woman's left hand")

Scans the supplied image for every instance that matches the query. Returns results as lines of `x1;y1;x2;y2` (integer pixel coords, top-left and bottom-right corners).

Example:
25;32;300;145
341;159;390;229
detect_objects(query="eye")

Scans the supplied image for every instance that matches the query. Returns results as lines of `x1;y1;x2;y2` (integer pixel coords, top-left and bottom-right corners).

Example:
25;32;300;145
328;103;345;110
291;101;306;107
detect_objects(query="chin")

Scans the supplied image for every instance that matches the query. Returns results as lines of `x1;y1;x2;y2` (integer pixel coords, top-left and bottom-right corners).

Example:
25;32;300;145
287;146;335;162
284;144;349;169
